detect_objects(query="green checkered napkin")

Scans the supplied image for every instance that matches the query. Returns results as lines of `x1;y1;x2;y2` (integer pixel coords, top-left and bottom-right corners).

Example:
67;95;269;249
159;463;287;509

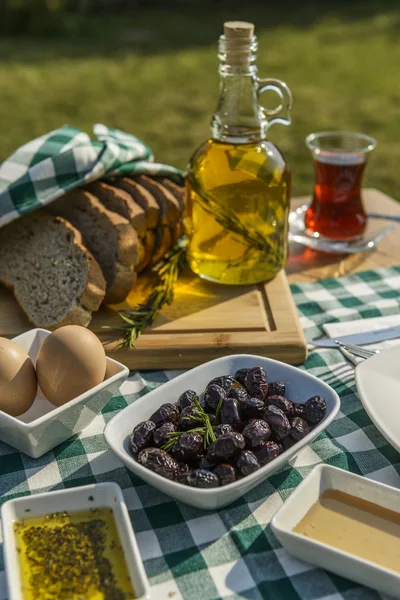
0;124;184;228
1;266;400;600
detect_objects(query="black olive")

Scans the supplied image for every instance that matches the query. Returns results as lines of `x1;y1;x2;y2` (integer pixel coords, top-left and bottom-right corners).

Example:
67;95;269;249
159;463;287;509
208;375;237;393
149;403;179;427
197;455;216;470
244;366;269;400
242;419;271;448
234;368;249;386
294;402;306;418
213;463;236;486
263;405;291;440
214;424;233;438
228;386;250;404
171;432;203;462
253;440;280;465
207;432;245;463
267;395;295;418
153;423;176;448
178;405;201;431
304;396;327;424
137;448;179;480
220;398;241;430
204;384;227;413
281;435;297;450
187;469;220;488
240;397;265;420
267;381;285;397
177;389;199;410
129;421;156;455
289;417;310;442
237;450;260;476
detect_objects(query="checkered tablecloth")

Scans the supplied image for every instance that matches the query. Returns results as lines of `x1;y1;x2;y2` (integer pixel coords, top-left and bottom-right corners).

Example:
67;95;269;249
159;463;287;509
1;266;400;600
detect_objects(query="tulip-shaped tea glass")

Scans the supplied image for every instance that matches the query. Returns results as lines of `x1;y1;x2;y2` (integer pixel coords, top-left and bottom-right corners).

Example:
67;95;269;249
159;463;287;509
305;132;377;240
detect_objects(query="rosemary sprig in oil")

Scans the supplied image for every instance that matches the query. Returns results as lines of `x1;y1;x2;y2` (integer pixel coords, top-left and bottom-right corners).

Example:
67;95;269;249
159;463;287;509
189;178;282;265
107;237;187;349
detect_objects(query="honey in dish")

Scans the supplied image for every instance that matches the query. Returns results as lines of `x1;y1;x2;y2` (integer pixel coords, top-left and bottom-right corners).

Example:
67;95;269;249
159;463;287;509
14;508;135;600
294;489;400;574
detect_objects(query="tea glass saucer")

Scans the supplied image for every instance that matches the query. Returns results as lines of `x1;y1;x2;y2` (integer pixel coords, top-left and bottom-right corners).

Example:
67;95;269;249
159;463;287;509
289;205;397;254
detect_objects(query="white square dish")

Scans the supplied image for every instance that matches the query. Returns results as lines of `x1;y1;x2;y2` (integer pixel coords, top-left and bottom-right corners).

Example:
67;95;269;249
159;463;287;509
271;464;400;599
0;329;129;458
1;482;151;600
105;354;340;510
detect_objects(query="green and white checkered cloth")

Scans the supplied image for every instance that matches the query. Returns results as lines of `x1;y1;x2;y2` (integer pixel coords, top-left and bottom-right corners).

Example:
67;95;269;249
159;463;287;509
1;266;400;600
0;124;184;228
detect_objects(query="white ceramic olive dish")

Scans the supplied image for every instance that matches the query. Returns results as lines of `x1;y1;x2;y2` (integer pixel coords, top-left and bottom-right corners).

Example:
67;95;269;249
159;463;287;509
105;354;340;510
271;464;400;599
1;482;151;600
0;328;129;458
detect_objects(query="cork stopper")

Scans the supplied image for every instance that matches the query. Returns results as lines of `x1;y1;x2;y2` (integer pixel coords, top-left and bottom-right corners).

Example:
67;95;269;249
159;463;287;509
222;21;255;66
224;21;254;40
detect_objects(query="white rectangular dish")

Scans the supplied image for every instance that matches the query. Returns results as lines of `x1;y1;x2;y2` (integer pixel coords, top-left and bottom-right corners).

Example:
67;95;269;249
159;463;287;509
105;354;340;510
271;464;400;599
0;329;129;458
1;482;150;600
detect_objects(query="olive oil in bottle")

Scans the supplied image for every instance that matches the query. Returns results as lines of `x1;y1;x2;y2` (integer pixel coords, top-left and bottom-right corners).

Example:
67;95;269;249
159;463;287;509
186;21;292;285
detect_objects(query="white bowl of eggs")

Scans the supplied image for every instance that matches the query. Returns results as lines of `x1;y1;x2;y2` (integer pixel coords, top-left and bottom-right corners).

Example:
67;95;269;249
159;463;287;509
0;327;129;458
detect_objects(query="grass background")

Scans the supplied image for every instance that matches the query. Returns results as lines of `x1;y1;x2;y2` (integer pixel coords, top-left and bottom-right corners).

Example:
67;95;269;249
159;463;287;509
1;0;400;198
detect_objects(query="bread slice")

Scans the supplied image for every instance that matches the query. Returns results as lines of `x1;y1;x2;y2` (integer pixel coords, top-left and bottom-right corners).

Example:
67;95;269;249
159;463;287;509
85;181;146;236
85;180;147;271
112;177;160;229
0;212;106;329
151;226;172;267
136;175;181;224
157;177;185;213
50;189;138;304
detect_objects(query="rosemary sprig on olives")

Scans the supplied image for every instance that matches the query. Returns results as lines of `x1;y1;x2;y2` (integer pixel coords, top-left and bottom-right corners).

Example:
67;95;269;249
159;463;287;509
128;367;327;488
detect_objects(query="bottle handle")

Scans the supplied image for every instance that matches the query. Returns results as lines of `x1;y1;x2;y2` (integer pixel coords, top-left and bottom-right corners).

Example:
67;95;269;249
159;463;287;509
257;78;292;127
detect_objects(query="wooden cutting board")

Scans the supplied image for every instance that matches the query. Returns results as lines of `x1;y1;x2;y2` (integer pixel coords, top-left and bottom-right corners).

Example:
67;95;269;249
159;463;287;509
0;267;307;369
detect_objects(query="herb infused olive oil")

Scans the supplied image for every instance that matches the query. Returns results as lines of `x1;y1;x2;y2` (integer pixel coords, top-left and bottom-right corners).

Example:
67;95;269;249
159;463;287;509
186;22;292;285
14;509;135;600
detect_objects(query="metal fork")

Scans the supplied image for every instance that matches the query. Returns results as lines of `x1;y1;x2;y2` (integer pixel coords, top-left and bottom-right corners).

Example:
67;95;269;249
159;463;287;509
334;341;379;360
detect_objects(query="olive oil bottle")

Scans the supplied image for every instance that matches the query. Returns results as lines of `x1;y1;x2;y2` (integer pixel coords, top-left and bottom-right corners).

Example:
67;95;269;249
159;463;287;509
186;21;292;285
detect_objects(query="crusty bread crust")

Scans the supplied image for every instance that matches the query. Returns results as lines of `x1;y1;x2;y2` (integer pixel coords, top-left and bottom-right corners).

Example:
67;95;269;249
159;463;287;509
86;181;147;236
136;175;181;224
113;177;160;229
157;177;185;212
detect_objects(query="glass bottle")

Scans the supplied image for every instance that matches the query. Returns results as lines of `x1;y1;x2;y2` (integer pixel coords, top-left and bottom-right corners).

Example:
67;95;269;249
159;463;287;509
185;21;292;285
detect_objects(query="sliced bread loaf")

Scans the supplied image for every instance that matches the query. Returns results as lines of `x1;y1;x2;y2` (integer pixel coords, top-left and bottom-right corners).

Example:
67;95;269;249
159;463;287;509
0;212;106;329
50;189;138;304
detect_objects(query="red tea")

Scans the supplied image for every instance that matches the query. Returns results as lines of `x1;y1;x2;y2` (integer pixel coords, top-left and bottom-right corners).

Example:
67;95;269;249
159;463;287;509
305;152;367;240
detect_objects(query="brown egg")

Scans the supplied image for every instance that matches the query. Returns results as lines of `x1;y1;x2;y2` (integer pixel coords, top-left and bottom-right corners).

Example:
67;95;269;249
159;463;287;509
0;337;37;416
36;326;107;407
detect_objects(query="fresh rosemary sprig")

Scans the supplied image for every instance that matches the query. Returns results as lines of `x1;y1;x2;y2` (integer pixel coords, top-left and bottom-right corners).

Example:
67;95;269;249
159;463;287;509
107;237;187;349
161;398;217;453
